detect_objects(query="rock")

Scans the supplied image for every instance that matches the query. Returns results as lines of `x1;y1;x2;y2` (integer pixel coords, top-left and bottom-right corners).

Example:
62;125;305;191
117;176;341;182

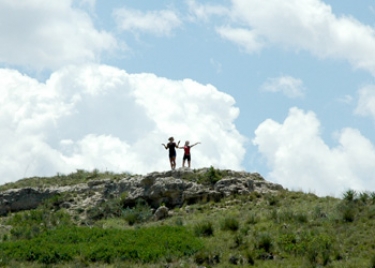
0;188;59;216
0;168;283;216
214;178;254;196
153;206;169;221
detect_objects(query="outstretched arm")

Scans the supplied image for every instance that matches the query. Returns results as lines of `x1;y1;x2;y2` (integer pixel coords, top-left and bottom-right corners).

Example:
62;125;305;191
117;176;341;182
161;143;168;149
190;142;201;148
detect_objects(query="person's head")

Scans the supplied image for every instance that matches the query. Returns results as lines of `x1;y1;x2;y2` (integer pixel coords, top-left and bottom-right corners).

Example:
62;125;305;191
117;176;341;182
185;141;190;146
168;137;174;142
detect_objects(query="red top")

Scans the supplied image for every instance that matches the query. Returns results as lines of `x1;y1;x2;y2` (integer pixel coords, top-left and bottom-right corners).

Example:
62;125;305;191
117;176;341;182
183;146;190;155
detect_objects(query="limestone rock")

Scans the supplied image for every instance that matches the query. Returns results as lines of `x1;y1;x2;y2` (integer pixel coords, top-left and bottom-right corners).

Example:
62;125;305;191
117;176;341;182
153;206;169;221
0;168;283;216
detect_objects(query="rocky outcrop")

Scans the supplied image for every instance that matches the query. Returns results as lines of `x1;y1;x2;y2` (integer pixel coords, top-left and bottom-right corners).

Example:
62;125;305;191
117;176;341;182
0;168;283;216
0;188;59;216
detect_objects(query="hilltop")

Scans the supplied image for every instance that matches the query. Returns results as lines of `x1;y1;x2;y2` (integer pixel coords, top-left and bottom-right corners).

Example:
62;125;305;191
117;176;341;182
0;167;375;267
0;167;282;219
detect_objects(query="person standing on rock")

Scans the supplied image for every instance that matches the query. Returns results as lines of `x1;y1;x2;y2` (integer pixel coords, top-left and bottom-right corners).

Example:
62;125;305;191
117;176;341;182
179;141;200;168
162;137;180;170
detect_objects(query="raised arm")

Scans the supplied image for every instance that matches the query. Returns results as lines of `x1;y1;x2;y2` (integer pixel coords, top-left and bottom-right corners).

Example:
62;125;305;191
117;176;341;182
161;143;168;150
190;142;201;147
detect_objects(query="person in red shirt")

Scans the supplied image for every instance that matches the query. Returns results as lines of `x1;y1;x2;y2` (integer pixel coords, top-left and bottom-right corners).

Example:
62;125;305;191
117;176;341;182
179;141;200;168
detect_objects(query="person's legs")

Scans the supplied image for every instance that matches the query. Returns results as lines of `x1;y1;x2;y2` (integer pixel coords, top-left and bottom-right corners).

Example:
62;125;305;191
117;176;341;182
171;157;176;170
182;155;187;168
187;155;191;168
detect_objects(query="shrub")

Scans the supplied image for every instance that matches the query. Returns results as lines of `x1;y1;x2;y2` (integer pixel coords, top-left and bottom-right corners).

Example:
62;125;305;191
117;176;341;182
122;199;152;225
194;221;214;237
267;194;279;206
295;212;309;223
277;233;299;254
256;232;273;253
246;212;258;225
340;204;356;222
221;215;239;231
359;192;369;204
6;209;72;240
343;190;357;203
198;166;222;185
245;251;255;265
101;198;123;218
305;234;333;267
233;233;245;248
175;217;184;226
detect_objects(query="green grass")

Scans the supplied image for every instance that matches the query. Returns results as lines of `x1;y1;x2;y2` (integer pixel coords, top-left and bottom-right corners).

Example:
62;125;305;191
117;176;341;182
0;225;203;266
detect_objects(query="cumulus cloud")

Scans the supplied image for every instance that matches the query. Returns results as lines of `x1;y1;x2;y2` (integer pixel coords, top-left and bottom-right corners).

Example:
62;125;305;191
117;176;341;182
113;7;182;36
355;85;375;120
0;0;116;70
0;65;245;184
260;75;306;98
253;107;375;197
194;0;375;75
216;27;263;53
186;0;229;22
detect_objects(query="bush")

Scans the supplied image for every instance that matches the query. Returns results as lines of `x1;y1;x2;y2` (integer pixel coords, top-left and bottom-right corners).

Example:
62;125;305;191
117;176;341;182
87;198;123;221
198;166;222;185
359;192;369;204
339;203;356;222
194;221;214;237
256;232;273;253
267;194;280;206
246;212;258;225
221;215;239;231
6;209;72;240
122;199;152;225
343;190;357;203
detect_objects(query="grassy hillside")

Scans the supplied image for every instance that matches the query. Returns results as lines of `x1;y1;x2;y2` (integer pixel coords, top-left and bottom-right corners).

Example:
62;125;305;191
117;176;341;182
1;169;375;267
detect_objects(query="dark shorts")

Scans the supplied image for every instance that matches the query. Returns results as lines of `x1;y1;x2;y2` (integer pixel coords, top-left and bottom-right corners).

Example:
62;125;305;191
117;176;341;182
183;154;191;161
169;153;176;159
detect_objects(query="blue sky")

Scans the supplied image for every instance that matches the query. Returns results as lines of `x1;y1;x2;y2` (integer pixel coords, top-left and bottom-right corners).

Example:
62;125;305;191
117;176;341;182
1;0;375;197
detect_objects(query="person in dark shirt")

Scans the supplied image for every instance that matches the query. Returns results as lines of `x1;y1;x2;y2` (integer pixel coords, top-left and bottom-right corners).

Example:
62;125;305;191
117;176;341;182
179;140;200;168
162;137;180;170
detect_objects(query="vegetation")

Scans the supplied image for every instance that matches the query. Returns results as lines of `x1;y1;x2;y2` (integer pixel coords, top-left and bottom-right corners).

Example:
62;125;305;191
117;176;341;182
1;169;375;267
0;169;132;192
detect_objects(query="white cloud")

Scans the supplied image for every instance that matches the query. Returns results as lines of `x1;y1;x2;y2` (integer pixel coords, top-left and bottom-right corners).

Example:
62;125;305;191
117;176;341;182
78;0;96;11
204;0;375;75
0;64;245;184
355;85;375;120
186;0;229;22
216;27;263;53
113;7;182;36
260;75;306;98
337;94;353;105
210;58;222;73
0;0;116;70
253;107;375;197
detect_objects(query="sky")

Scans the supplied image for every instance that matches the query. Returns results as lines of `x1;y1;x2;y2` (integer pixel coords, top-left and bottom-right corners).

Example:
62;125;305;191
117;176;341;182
0;0;375;197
